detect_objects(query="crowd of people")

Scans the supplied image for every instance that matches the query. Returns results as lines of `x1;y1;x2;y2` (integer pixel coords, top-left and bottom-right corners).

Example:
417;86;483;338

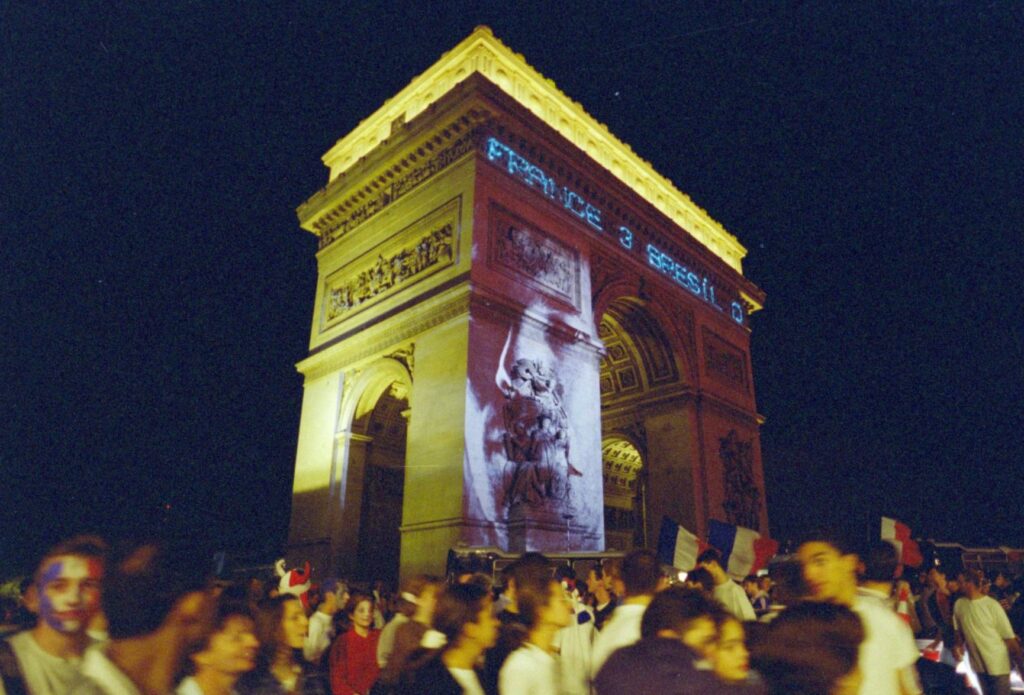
1;530;1022;695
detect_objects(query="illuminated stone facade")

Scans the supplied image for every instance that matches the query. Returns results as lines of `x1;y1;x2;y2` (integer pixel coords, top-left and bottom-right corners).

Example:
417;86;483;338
287;27;767;581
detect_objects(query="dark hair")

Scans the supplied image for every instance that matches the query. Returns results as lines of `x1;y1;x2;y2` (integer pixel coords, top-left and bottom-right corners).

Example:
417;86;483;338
103;540;211;639
685;567;715;593
253;594;301;669
183;596;255;675
509;552;551;595
962;569;985;588
516;579;557;628
797;528;858;557
696;548;723;567
640;585;720;639
34;535;107;584
752;601;864;695
432;582;491;647
621;549;661;597
859;540;900;582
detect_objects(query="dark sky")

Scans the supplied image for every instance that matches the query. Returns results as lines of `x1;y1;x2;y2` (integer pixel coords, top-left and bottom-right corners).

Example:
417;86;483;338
3;2;1023;574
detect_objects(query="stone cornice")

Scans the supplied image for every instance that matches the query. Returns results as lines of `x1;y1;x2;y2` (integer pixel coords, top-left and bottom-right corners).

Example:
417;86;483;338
316;26;747;273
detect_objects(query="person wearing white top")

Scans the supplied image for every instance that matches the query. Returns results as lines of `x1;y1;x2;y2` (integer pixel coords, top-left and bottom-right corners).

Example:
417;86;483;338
697;548;757;622
2;536;106;695
797;533;922;695
303;578;346;664
499;579;572;695
953;569;1024;695
590;549;665;679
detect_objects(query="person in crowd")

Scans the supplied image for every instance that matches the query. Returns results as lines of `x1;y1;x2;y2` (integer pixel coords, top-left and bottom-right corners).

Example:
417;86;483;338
590;549;665;677
370;584;387;632
327;593;379;695
237;594;325;695
550;566;595;695
0;536;106;695
482;553;550;694
742;576;769;618
67;539;215;695
375;576;441;689
709;612;754;688
697;549;756;622
584;564;616;630
377;576;431;670
397;581;497;695
498;577;572;694
683;567;716;594
796;529;921;694
751;600;865;695
177;597;259;695
593;585;729;694
952;569;1024;695
857;540;900;608
305;580;347;666
758;555;803;623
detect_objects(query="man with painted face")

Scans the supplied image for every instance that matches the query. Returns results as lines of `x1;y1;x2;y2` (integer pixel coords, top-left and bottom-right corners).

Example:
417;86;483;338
0;535;106;695
67;539;215;695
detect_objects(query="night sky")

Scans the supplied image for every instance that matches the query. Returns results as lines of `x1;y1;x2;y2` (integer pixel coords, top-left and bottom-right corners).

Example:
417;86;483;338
4;3;1023;574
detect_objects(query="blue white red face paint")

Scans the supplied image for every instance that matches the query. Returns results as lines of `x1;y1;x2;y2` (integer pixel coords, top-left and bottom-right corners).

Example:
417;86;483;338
37;555;102;634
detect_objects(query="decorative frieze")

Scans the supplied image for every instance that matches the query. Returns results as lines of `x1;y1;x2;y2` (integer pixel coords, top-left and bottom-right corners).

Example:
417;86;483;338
321;200;459;330
490;206;579;308
703;329;748;392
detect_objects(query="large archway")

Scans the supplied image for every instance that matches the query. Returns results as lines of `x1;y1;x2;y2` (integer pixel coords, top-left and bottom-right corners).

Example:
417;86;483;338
350;381;409;584
598;298;691;547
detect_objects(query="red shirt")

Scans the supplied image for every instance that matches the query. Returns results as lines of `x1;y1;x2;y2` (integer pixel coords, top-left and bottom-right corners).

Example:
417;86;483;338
328;628;381;695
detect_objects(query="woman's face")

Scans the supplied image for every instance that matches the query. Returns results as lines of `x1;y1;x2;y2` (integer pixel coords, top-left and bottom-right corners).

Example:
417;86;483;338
280;599;308;649
194;615;259;676
711;618;749;683
351;599;374;630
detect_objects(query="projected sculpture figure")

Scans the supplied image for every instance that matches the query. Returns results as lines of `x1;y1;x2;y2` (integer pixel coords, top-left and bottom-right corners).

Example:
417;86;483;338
501;358;582;510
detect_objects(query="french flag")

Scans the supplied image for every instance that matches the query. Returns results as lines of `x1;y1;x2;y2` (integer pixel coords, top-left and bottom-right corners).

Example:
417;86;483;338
881;516;923;567
657;517;708;570
707;519;779;580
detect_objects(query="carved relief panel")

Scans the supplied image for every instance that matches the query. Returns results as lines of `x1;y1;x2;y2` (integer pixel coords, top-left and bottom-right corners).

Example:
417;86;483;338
320;198;460;332
488;205;580;309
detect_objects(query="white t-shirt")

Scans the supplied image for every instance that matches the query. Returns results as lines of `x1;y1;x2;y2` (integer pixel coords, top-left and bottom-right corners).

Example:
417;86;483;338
303;610;335;663
4;631;85;695
953;595;1016;675
852;594;921;695
66;643;143;695
589;602;645;679
448;666;485;695
713;580;757;621
499;642;559;695
552;607;596;695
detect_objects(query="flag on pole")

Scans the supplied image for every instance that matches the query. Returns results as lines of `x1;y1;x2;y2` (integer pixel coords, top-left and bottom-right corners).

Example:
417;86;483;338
657;517;707;570
881;516;923;567
707;519;779;580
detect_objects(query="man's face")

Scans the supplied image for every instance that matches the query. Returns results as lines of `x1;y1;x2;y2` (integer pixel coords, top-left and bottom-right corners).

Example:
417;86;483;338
34;554;102;634
797;542;856;602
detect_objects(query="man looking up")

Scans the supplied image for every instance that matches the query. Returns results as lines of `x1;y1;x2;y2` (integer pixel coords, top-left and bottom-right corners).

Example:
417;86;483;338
697;549;756;622
590;549;665;678
0;536;106;695
67;539;215;695
797;530;921;695
953;569;1024;695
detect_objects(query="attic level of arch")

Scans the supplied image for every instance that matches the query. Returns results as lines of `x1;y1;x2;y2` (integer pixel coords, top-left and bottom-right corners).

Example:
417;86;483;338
296;75;762;321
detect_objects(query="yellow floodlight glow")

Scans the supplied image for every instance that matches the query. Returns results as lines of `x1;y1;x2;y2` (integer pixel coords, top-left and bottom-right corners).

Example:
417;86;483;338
319;26;748;274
